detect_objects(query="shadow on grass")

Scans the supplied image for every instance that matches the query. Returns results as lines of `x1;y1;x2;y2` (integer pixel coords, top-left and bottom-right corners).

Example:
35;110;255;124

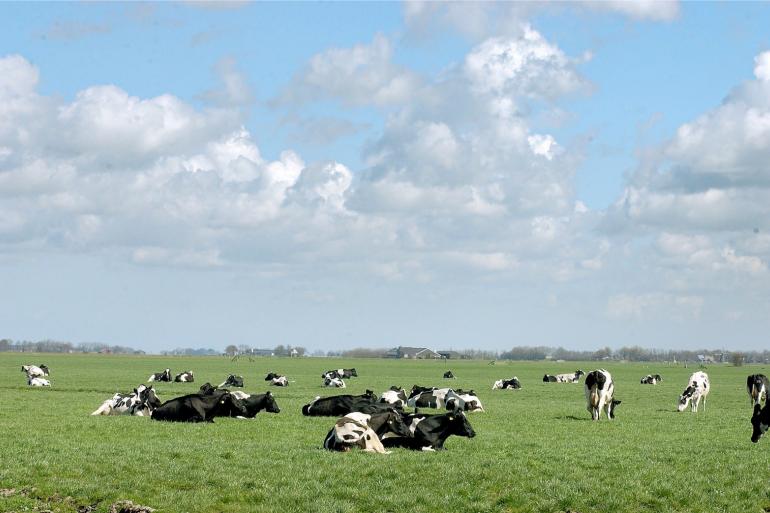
556;415;590;421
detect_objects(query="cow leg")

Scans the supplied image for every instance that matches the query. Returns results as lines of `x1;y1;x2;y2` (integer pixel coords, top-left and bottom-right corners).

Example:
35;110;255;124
91;401;113;416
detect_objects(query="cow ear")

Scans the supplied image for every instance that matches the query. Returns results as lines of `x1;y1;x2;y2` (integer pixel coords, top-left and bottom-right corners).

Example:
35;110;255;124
266;391;272;396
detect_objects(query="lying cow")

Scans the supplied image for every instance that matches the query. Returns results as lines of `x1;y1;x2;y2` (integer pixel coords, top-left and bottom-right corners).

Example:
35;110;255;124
22;365;49;378
443;370;455;379
382;411;476;451
91;384;162;416
148;368;172;382
322;368;358;380
301;390;378;417
219;374;244;388
229;391;281;418
151;389;247;422
640;374;662;385
380;387;408;408
492;378;521;390
407;388;454;409
265;373;289;386
323;409;412;454
323;377;346;388
174;371;194;383
445;390;484;412
28;377;51;387
747;374;770;407
677;371;710;413
543;370;585;383
751;402;770;443
585;369;620;421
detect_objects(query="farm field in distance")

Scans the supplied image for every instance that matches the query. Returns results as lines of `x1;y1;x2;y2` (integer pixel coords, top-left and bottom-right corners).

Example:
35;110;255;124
1;353;769;513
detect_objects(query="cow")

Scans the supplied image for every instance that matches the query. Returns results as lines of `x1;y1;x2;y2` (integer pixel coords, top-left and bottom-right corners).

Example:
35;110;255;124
380;387;408;408
322;368;358;380
323;409;412;454
492;378;521;390
751;403;770;443
585;369;621;421
91;384;162;416
229;391;281;418
382;411;476;451
264;372;288;386
21;365;49;378
174;371;194;383
28;377;51;387
219;374;244;388
443;370;455;379
150;389;248;422
677;371;710;413
544;370;585;383
148;369;172;382
323;377;346;388
747;374;770;407
301;390;378;417
640;374;662;385
407;388;454;409
445;390;484;412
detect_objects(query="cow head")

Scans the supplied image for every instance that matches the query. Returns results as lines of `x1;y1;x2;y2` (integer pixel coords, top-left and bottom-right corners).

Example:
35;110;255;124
349;368;358;377
141;385;162;410
217;391;248;417
677;386;695;412
383;409;412;438
576;370;585;378
263;391;281;413
199;383;217;395
751;404;769;443
448;412;476;438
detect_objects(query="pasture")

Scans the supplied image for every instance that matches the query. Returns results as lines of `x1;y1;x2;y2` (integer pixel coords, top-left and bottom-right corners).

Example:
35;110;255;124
1;354;768;513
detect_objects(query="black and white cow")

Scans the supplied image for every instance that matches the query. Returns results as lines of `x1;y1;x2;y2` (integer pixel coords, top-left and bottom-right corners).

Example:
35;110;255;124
380;387;408;408
323;377;346;388
585;369;621;421
322;368;358;380
21;365;49;378
219;374;244;388
265;373;289;386
443;370;455;379
677;371;710;413
544;370;585;383
28;377;51;387
751;402;770;443
492;377;521;390
382;411;476;451
747;374;770;407
150;389;247;422
323;409;412;453
91;384;162;416
640;374;663;385
148;368;172;382
301;391;378;417
174;371;194;383
444;390;484;412
407;388;454;409
229;391;281;418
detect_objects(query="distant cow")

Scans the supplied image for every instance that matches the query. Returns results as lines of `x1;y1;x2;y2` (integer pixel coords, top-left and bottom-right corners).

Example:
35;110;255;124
640;374;662;385
751;402;770;443
747;374;770;407
380;387;408;408
28;377;51;387
323;377;346;388
322;368;357;380
151;389;247;422
443;371;455;379
92;384;162;416
492;378;521;390
174;371;194;383
264;373;289;386
544;370;585;383
324;409;412;454
301;391;378;417
382;411;476;451
21;365;49;378
229;391;281;418
677;371;710;413
219;374;244;388
585;369;620;421
148;369;172;382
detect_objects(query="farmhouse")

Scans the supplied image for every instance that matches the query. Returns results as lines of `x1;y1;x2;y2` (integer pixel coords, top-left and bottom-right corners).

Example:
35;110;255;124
386;346;442;359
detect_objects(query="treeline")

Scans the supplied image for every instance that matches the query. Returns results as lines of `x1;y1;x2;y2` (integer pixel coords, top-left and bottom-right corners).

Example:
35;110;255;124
161;347;220;356
0;338;141;354
499;345;769;364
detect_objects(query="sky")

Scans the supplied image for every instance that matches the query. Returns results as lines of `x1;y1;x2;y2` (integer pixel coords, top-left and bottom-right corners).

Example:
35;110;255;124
2;1;770;353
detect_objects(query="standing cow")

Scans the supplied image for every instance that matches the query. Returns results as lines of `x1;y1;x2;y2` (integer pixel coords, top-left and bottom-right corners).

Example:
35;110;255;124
584;369;621;421
677;371;710;413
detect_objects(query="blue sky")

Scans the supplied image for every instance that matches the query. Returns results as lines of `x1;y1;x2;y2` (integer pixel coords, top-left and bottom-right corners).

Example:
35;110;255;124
2;2;770;353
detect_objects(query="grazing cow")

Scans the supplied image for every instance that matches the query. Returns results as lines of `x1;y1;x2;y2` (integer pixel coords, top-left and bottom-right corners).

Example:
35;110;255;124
444;390;484;412
151;389;247;422
382;411;476;451
323;409;412;453
640;374;662;385
229;391;281;418
174;371;194;383
91;384;162;416
148;369;172;382
544;370;585;383
322;368;358;380
28;377;51;387
584;369;621;421
21;365;49;378
492;377;521;390
323;377;346;388
443;370;455;379
219;374;244;388
751;403;770;443
747;374;770;407
380;387;408;408
677;371;710;413
301;391;378;417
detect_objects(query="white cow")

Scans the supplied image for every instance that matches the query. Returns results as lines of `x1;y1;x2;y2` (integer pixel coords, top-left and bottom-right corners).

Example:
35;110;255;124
324;377;346;388
91;384;161;416
28;377;51;387
584;369;620;420
324;412;389;454
677;371;710;413
21;365;49;378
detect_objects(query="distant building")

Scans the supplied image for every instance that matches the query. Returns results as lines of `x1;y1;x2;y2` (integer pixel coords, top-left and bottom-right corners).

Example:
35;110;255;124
251;348;275;357
387;346;442;359
438;350;465;360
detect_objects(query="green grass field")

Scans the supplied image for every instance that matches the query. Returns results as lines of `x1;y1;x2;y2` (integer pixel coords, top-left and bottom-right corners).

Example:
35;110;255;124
1;354;768;513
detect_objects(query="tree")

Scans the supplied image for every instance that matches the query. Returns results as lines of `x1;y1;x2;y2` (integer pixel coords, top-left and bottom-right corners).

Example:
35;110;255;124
731;352;745;367
225;345;238;357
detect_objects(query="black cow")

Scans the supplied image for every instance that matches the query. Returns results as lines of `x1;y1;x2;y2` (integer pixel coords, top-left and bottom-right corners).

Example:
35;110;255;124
301;390;378;416
747;374;770;407
382;411;476;451
443;370;455;379
229;391;280;418
322;368;358;380
151;389;247;422
751;403;770;443
148;368;172;382
219;374;244;388
174;371;194;383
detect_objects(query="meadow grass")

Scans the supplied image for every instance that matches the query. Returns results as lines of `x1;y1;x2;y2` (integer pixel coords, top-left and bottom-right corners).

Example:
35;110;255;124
1;354;769;513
